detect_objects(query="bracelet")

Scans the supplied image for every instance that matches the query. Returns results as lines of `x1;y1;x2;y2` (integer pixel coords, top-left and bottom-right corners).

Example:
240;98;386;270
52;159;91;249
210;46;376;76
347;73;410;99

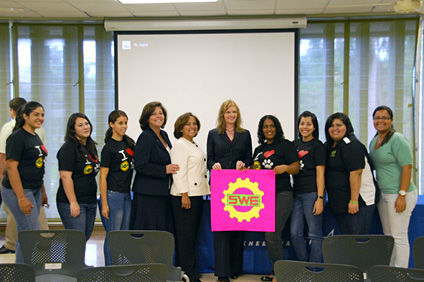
18;197;26;202
317;195;324;200
349;200;358;204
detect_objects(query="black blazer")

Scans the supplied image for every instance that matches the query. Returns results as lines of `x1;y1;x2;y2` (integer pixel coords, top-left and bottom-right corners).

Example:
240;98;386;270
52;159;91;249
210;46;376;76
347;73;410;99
207;128;253;170
132;127;172;196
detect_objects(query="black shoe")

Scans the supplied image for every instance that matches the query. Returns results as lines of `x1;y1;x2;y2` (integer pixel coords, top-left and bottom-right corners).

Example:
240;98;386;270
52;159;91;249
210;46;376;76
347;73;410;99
230;274;239;279
218;276;230;282
0;245;15;254
260;275;273;282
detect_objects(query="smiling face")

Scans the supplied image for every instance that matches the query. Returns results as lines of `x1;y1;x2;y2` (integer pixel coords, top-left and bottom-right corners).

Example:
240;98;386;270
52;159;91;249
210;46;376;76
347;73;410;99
24;107;44;130
148;107;165;130
299;116;315;141
263;118;276;143
181;116;198;141
224;106;238;126
111;115;128;139
328;118;347;142
74;117;91;141
373;109;393;134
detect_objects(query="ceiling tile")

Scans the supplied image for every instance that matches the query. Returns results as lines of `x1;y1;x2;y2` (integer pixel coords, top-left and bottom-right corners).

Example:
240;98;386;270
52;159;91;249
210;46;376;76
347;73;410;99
227;9;274;15
125;3;177;11
328;0;382;5
276;0;328;10
17;2;82;12
174;2;226;11
179;9;226;16
224;0;275;10
324;6;374;14
131;10;180;16
70;2;129;12
276;8;324;15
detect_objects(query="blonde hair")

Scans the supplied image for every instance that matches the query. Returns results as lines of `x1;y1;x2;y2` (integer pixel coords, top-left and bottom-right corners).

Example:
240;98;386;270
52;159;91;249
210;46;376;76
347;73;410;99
216;99;244;134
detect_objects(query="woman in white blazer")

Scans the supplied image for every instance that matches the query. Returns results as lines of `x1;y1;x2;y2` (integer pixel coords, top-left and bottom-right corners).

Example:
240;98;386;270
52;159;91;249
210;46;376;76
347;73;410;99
170;112;210;282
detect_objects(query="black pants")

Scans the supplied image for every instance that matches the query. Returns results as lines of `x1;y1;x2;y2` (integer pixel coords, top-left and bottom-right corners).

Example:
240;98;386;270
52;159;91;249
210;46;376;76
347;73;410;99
171;196;203;281
214;230;244;277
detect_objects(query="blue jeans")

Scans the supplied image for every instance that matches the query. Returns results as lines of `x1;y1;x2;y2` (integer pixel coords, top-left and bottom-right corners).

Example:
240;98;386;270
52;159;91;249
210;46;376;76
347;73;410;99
1;187;41;263
57;201;97;241
334;204;375;234
290;192;323;263
98;190;132;266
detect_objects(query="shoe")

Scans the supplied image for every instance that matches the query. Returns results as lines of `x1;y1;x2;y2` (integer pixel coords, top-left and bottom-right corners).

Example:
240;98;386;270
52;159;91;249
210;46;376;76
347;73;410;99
0;245;15;254
218;276;230;282
260;275;273;282
230;274;239;279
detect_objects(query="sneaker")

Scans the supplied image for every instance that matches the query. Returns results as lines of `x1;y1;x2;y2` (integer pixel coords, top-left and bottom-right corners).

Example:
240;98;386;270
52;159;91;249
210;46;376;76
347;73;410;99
0;245;15;254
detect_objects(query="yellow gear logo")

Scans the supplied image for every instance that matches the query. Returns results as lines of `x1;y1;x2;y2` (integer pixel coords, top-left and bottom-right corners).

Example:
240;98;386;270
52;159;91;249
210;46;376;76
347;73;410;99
35;157;44;168
120;160;129;172
222;178;264;222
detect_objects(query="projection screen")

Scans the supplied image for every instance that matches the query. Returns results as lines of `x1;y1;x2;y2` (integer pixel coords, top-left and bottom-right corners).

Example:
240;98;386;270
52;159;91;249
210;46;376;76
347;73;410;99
116;30;298;151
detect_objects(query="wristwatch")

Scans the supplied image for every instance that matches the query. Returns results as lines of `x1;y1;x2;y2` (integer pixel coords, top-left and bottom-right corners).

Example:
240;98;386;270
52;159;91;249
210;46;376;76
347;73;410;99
399;190;407;196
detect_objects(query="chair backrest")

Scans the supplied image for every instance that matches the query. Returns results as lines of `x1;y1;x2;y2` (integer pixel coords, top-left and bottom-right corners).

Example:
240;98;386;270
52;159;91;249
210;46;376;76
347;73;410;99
414;236;424;269
77;263;168;282
0;263;36;282
18;229;88;277
107;230;181;281
322;235;394;274
274;260;364;282
369;265;424;282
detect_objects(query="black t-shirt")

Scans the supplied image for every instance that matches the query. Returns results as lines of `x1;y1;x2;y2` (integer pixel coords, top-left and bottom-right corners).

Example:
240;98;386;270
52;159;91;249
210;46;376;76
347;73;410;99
253;139;299;193
325;135;367;214
100;138;134;193
56;141;99;204
2;128;47;190
293;138;326;194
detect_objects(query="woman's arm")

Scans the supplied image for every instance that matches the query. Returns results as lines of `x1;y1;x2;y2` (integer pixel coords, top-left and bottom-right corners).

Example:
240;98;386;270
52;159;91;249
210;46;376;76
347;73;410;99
59;170;79;218
348;169;363;214
99;167;110;219
207;130;220;170
313;165;325;215
273;161;300;175
6;159;33;215
170;141;191;209
395;164;412;213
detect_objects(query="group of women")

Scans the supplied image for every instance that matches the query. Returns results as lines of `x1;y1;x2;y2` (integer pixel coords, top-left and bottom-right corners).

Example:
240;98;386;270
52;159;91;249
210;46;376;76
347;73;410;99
0;99;417;282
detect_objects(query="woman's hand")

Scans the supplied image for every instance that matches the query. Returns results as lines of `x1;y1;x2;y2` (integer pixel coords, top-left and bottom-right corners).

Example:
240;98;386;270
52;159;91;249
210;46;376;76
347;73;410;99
395;195;407;213
181;193;191;209
313;199;324;215
236;161;246;170
273;164;287;175
18;197;33;216
102;203;110;219
212;162;222;170
166;164;180;174
348;202;359;214
70;201;80;218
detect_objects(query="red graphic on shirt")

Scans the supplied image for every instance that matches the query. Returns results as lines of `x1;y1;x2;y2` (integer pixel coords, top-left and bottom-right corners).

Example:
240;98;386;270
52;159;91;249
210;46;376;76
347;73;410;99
126;148;134;157
298;150;309;158
264;150;275;159
41;145;48;154
89;154;98;162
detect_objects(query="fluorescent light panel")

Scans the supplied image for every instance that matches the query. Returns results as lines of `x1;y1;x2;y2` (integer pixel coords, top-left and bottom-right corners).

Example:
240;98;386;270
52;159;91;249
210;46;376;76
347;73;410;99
119;0;217;3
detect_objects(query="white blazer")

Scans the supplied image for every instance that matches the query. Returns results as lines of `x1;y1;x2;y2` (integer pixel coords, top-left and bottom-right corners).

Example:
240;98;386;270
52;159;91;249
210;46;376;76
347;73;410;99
170;137;210;197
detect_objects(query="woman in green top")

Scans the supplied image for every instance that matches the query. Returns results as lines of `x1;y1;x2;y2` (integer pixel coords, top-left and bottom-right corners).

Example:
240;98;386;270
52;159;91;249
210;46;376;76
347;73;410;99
369;105;417;268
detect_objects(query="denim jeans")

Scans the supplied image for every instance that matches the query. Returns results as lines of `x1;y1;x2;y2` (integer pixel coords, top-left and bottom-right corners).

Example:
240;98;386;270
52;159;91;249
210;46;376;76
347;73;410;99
378;190;417;267
290;192;323;263
98;190;132;266
334;204;375;235
57;201;97;241
1;187;41;263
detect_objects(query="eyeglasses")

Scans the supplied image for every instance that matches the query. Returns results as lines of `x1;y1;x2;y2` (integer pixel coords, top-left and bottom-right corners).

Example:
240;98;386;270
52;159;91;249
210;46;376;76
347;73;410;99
373;117;392;121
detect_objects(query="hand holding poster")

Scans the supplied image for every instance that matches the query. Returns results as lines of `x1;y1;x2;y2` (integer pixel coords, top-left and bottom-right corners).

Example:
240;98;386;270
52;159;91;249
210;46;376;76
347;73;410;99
211;169;275;232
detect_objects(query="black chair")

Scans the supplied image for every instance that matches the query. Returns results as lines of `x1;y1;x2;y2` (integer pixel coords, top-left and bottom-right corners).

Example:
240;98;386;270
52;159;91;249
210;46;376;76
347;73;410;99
323;235;394;278
274;260;364;282
413;236;424;269
369;265;424;282
0;263;36;282
108;230;188;282
19;230;89;282
77;263;168;282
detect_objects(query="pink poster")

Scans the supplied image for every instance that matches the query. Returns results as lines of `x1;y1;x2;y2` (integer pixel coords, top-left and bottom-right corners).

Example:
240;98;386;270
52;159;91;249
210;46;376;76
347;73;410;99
211;169;275;232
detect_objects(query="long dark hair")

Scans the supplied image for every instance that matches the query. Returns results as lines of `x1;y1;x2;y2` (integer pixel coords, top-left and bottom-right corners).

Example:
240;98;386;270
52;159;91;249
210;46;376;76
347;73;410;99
13;101;44;132
105;110;135;149
297;111;319;139
257;115;284;146
65;113;97;158
373;105;395;147
324;112;355;149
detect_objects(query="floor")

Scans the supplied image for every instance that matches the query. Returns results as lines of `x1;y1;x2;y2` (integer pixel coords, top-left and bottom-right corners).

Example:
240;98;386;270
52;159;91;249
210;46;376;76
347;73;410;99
0;230;264;282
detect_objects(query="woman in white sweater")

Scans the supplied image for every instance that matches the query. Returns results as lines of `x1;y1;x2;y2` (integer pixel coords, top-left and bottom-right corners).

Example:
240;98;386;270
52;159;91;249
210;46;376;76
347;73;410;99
170;112;210;282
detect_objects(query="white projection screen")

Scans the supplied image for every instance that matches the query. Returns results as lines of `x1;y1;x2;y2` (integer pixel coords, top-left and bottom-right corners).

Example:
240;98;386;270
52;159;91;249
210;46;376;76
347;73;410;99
116;30;298;151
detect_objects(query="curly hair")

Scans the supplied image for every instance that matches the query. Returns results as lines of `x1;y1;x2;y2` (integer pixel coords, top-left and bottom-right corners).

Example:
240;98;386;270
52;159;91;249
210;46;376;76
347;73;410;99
257;115;285;146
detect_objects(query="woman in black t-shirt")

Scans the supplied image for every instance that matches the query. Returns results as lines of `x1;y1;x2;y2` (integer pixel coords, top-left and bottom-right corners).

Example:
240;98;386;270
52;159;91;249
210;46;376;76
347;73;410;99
1;101;47;263
253;115;299;282
99;110;134;266
57;113;99;241
290;111;325;263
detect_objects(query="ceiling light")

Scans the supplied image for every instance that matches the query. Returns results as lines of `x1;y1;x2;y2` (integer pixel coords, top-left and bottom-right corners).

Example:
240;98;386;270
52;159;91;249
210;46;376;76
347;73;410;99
119;0;217;3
